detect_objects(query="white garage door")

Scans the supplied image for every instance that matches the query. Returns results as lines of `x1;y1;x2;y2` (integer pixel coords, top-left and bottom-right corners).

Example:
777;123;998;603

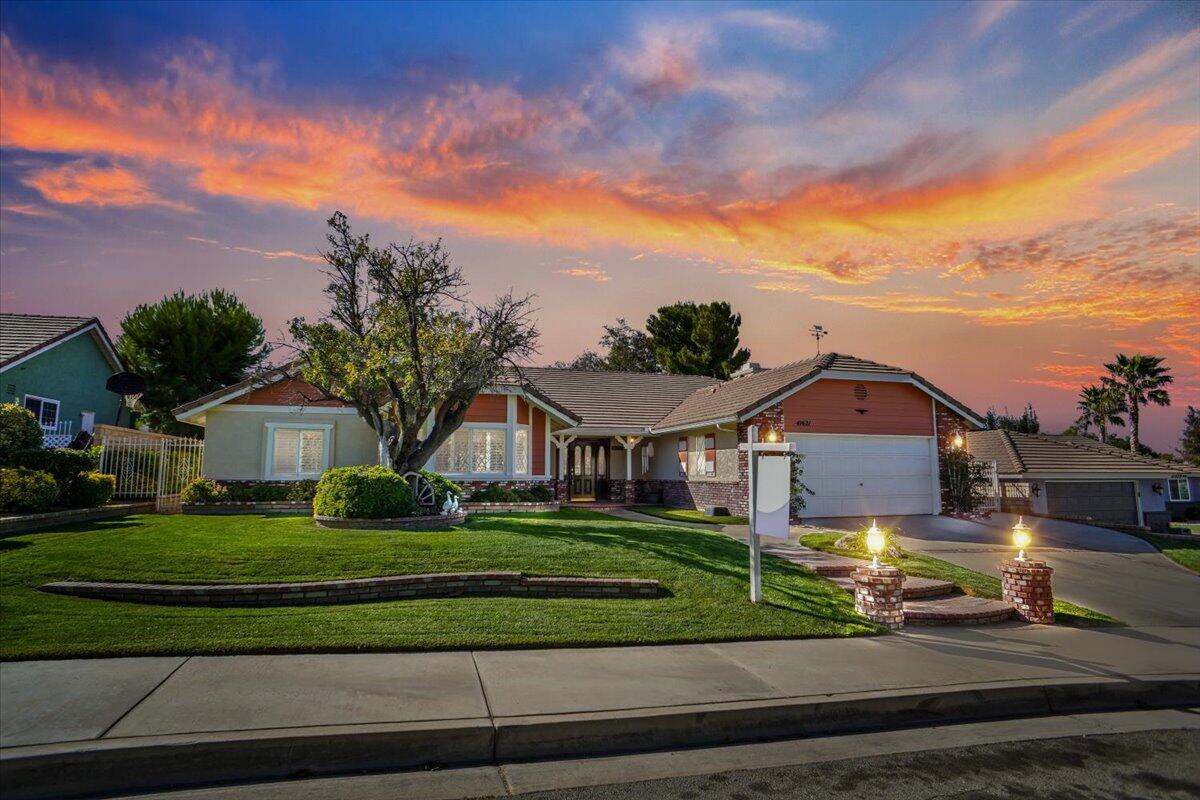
788;434;936;518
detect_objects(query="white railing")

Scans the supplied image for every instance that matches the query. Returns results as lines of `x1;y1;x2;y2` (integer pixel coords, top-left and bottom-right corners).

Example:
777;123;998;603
41;420;75;448
98;434;204;513
976;460;1001;513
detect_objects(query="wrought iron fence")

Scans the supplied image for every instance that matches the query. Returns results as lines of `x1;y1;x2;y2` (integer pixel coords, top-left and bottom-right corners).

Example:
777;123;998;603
98;434;204;513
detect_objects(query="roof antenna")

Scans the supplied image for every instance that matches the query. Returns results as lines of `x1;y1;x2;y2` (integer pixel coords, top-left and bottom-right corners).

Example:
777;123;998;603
809;325;828;355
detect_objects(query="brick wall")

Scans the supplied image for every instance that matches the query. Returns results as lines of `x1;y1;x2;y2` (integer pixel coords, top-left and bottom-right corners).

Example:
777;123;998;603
934;402;980;510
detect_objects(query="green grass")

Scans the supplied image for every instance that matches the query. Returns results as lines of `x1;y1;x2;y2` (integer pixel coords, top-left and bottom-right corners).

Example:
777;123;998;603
1136;532;1200;574
630;506;750;526
0;511;879;660
798;532;1120;627
1169;522;1200;536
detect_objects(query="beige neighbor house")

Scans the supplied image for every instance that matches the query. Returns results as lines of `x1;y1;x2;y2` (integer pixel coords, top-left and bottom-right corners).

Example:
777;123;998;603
966;430;1194;533
173;353;987;520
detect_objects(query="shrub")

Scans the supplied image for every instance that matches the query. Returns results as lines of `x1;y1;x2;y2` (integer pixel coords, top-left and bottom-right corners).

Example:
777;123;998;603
468;484;517;503
0;404;43;463
12;447;100;488
180;478;228;504
419;470;462;507
286;480;319;502
0;467;57;513
60;472;116;508
512;489;534;502
525;484;554;502
314;466;416;519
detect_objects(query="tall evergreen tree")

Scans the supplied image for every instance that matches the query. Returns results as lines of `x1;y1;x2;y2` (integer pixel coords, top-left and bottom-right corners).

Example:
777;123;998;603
117;290;269;435
1102;353;1172;453
1179;406;1200;464
984;403;1040;434
645;301;750;379
551;319;658;372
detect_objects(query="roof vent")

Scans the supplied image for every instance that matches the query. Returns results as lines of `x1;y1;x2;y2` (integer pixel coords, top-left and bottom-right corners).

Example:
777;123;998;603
731;362;763;379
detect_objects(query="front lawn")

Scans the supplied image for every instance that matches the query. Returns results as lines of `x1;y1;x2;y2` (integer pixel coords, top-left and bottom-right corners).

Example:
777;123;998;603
0;511;878;660
798;532;1119;627
1169;523;1200;536
631;506;750;526
1137;532;1200;574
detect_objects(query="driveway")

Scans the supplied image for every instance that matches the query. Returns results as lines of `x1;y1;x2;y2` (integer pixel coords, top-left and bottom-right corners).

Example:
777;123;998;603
801;513;1200;626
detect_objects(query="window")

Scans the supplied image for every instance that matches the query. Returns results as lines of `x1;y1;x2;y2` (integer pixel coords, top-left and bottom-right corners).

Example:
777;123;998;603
23;395;59;428
684;434;717;477
435;426;506;474
1169;477;1192;502
267;424;330;479
514;427;530;474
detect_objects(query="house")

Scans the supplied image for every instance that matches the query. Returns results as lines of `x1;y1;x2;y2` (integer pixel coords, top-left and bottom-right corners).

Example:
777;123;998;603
1166;471;1199;522
174;353;985;520
965;430;1191;533
0;314;126;446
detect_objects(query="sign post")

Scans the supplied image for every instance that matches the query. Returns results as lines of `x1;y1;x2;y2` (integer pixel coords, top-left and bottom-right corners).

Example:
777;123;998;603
740;424;796;604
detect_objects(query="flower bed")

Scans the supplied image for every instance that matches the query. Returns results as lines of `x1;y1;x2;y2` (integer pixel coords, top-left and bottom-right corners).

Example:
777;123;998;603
314;511;468;530
41;570;659;606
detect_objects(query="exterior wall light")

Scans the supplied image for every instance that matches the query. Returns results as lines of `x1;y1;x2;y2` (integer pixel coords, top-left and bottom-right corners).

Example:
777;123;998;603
1031;483;1041;497
952;433;964;449
763;428;779;443
1152;483;1164;495
866;519;886;568
1012;516;1032;561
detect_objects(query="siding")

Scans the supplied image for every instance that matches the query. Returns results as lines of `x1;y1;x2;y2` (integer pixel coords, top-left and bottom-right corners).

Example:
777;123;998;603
532;406;546;475
202;407;378;480
1;331;124;430
782;379;933;436
229;379;348;407
464;393;507;423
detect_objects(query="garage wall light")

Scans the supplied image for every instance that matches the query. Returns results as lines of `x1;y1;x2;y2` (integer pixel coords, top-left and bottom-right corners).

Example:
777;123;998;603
1152;483;1164;495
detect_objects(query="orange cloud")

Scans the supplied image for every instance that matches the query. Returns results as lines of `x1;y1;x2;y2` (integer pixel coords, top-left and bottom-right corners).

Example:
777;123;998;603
23;160;192;211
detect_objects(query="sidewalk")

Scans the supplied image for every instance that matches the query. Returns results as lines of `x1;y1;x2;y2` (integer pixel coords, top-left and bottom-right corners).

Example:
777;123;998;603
4;625;1199;798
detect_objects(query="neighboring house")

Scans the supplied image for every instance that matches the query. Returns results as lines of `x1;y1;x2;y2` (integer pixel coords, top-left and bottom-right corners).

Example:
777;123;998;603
0;314;126;446
1166;470;1200;522
174;353;985;520
965;430;1191;533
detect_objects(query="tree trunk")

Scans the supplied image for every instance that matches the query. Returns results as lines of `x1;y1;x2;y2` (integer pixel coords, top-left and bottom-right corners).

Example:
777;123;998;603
1128;399;1139;453
1098;422;1106;443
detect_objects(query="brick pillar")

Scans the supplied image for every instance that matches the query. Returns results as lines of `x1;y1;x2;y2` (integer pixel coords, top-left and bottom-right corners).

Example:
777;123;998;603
552;479;566;502
852;565;905;630
624;480;637;504
1001;559;1053;623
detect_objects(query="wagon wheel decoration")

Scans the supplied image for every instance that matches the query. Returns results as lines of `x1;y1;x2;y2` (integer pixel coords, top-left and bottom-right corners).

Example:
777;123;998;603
404;472;437;507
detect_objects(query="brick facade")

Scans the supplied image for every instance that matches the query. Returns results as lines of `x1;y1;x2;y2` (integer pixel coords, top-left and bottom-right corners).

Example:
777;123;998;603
934;402;977;509
852;565;905;629
1000;559;1054;624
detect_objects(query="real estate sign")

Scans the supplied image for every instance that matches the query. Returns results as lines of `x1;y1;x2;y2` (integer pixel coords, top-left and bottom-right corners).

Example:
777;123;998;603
753;454;791;539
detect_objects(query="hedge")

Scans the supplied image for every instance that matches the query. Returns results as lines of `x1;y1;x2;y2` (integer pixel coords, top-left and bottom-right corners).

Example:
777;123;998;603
0;467;57;513
313;466;417;519
61;472;116;509
0;404;43;461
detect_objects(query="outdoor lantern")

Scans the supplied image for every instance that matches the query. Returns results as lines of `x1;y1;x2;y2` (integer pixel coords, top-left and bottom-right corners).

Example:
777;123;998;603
952;433;964;449
866;519;886;568
1012;516;1032;561
1152;482;1164;495
763;427;779;443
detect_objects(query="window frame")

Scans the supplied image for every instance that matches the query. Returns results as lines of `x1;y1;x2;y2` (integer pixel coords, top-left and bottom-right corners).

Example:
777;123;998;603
514;425;531;475
264;422;333;480
1168;476;1191;502
434;422;509;477
23;394;60;429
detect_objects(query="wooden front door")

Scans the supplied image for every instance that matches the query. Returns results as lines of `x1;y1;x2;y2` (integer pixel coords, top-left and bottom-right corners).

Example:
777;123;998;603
568;440;610;500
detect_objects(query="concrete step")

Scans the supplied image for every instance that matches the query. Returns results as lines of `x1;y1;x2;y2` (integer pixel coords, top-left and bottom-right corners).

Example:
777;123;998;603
903;595;1016;626
827;575;957;600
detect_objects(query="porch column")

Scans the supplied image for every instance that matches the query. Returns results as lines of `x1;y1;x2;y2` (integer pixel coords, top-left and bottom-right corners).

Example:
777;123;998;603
616;436;643;505
551;434;576;501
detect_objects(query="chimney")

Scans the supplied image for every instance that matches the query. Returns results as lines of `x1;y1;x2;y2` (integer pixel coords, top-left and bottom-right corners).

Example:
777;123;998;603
731;362;763;379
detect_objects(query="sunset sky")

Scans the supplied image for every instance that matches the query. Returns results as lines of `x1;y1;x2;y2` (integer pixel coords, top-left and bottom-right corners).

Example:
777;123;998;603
1;1;1197;450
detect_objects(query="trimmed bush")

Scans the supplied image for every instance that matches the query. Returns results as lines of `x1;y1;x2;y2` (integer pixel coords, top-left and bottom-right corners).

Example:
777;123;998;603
0;404;43;463
313;466;417;519
13;447;100;488
180;478;228;504
61;472;116;509
468;484;517;503
419;470;462;507
525;484;554;502
286;480;319;502
0;467;57;513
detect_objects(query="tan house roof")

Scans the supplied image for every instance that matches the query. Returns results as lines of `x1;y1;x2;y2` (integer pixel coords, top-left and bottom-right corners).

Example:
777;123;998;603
654;353;983;431
515;367;718;430
966;430;1190;477
0;313;121;371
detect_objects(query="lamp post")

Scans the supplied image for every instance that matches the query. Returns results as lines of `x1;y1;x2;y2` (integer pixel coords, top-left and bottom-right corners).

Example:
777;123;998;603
1012;516;1032;561
866;519;885;568
740;424;795;603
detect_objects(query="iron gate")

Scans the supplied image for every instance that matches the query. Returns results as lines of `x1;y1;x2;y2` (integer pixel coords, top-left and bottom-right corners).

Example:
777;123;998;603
98;434;204;513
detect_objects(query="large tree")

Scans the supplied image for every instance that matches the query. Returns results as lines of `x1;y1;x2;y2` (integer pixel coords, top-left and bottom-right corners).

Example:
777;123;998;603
552;318;658;372
1102;353;1172;454
1179;406;1200;464
984;403;1040;434
118;290;268;435
1075;384;1125;444
645;301;750;379
287;212;538;474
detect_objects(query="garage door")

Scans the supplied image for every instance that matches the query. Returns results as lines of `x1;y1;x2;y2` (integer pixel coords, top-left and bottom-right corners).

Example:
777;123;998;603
1045;481;1137;525
788;434;935;518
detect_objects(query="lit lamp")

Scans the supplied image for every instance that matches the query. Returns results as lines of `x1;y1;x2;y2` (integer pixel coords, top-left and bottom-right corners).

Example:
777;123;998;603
1012;516;1032;561
952;433;964;449
866;519;886;568
763;427;779;443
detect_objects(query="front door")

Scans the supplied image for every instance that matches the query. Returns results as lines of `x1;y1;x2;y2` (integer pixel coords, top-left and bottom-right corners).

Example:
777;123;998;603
568;440;610;501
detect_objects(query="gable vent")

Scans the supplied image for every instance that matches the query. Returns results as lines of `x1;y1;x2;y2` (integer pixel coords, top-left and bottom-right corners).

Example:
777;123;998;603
853;383;868;401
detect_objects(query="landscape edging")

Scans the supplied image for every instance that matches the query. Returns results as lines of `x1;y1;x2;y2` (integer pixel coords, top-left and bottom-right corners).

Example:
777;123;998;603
314;511;468;530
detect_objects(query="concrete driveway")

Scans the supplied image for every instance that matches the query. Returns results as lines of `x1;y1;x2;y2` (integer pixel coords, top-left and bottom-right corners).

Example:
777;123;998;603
801;513;1200;626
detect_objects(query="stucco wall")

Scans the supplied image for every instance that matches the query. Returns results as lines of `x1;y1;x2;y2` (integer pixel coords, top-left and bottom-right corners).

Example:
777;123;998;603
202;407;378;480
1;331;124;431
645;428;739;482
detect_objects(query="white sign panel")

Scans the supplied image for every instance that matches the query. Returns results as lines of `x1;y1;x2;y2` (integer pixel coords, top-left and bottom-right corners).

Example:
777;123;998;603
754;455;791;539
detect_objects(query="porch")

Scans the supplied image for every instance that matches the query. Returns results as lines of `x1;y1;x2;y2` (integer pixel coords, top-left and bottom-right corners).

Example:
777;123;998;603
550;433;646;505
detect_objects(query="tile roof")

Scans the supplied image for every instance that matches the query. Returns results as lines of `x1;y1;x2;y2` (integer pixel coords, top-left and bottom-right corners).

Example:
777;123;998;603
0;313;116;368
966;430;1190;476
515;367;718;429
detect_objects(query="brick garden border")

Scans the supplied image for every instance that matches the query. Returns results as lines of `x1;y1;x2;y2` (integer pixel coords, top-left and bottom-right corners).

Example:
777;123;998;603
314;511;468;530
41;571;660;606
462;502;559;513
0;502;155;535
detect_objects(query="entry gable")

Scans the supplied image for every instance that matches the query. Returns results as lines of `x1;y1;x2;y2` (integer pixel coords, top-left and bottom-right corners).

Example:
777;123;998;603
782;379;933;436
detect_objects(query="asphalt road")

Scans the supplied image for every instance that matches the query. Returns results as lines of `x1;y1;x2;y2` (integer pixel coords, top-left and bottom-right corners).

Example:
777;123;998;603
517;728;1200;800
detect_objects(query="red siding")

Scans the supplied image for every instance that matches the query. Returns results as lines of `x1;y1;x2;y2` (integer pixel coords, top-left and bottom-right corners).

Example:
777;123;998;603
230;378;349;407
464;393;507;422
781;379;933;435
516;398;530;424
532;407;546;475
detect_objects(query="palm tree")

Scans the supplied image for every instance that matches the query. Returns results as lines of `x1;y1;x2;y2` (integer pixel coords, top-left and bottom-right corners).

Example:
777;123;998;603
1102;354;1173;453
1075;384;1125;444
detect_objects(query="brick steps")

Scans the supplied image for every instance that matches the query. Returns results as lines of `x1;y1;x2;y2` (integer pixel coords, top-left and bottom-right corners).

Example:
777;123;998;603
903;595;1016;626
827;574;957;600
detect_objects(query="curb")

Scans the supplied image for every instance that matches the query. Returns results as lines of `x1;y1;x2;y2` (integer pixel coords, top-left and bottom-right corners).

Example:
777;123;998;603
2;675;1197;800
